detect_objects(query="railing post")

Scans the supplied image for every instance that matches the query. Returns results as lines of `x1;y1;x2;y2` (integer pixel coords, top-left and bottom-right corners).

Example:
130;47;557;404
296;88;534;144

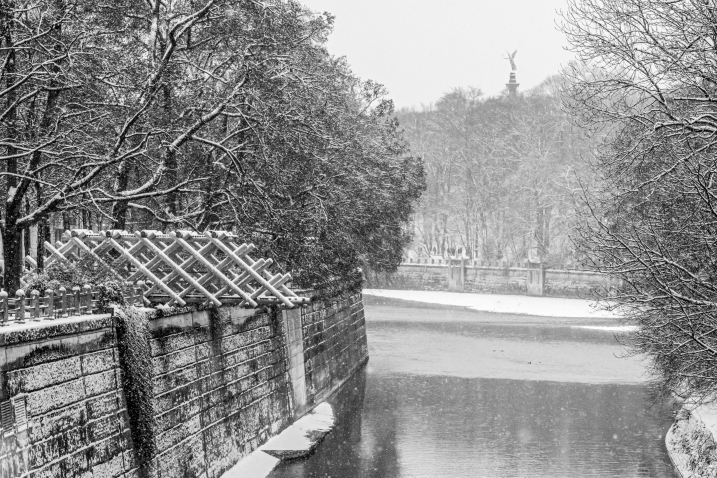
0;290;7;325
83;284;92;314
15;289;25;323
45;289;55;319
59;286;67;317
136;281;145;305
73;286;81;315
31;290;40;320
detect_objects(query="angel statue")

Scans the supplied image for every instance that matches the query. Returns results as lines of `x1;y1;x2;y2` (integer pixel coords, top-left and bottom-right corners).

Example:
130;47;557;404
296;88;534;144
504;50;517;71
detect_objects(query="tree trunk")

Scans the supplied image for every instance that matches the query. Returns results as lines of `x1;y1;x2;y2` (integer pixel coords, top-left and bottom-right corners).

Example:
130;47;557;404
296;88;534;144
163;83;178;222
2;224;22;292
1;1;20;291
23;224;30;261
111;160;131;229
197;151;217;231
37;216;50;270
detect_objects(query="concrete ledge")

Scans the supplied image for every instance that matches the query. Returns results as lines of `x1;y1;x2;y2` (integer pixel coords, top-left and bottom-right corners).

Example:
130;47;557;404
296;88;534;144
262;402;335;459
222;402;335;478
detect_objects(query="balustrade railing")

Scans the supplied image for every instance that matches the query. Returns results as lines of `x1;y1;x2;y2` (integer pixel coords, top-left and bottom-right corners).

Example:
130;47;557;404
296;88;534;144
0;282;145;325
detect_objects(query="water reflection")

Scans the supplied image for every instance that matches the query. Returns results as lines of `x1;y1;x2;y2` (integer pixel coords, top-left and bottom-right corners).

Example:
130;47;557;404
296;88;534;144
270;304;677;478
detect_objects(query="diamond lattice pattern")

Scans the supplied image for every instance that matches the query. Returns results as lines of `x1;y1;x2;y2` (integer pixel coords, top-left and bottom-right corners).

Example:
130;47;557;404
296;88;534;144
40;229;307;308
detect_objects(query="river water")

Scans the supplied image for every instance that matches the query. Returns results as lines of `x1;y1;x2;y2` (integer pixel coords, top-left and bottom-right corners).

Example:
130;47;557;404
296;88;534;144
270;297;678;478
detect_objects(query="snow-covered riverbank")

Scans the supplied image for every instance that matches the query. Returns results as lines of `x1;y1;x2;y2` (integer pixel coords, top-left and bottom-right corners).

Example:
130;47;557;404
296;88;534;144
363;289;620;319
666;404;717;477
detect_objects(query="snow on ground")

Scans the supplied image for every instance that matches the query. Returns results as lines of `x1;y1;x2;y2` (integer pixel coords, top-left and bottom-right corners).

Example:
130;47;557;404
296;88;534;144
221;403;335;478
572;325;638;332
262;402;335;459
364;289;620;319
221;449;279;478
693;403;717;442
666;403;717;477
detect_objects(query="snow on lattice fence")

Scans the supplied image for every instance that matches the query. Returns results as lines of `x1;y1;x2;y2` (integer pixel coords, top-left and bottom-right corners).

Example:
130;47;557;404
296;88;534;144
10;229;308;320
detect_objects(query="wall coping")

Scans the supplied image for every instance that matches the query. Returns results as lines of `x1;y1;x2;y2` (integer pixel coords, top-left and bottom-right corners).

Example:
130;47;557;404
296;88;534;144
0;313;113;347
397;263;606;276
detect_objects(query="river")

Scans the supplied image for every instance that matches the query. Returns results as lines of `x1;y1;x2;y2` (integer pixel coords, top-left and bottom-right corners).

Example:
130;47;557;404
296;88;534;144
269;296;678;478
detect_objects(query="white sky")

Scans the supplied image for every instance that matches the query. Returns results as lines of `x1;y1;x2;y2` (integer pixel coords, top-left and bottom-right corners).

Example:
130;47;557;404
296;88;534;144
299;0;574;109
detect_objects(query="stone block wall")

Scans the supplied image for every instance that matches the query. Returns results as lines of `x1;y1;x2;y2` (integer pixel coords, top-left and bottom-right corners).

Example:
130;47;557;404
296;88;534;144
543;269;616;298
0;290;368;478
302;292;368;406
120;305;292;478
464;267;527;295
372;264;612;299
0;315;130;478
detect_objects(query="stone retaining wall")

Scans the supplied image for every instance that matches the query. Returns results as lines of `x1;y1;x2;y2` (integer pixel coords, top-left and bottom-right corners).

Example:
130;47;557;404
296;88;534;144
0;315;129;478
301;294;367;407
0;290;368;478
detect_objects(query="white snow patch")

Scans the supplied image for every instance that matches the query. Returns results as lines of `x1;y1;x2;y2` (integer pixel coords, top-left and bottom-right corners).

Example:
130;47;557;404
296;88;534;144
666;403;717;477
220;403;335;478
262;402;335;455
364;289;619;319
220;448;279;478
572;325;638;332
693;403;717;440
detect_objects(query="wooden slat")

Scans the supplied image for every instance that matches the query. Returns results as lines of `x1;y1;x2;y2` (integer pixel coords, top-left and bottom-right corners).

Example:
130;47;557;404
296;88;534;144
69;237;125;282
39;229;306;310
172;235;257;307
208;237;294;308
106;238;186;306
138;236;221;307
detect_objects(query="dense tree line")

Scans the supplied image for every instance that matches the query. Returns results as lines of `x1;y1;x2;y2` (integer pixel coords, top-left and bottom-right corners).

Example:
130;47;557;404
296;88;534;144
397;80;591;267
0;0;425;293
563;0;717;403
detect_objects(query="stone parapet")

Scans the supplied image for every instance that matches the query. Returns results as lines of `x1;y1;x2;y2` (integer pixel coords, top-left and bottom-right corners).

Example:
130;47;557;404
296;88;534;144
0;314;127;478
371;263;613;298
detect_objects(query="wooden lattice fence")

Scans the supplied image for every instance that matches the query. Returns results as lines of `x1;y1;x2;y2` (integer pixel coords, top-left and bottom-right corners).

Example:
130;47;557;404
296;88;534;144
18;229;307;313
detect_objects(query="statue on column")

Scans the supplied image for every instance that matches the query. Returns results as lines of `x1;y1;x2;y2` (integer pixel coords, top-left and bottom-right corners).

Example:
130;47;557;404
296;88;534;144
504;50;519;95
504;49;517;71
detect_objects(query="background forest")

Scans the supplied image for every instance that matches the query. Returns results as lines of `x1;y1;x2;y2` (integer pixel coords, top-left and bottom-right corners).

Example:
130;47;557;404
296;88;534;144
398;77;594;268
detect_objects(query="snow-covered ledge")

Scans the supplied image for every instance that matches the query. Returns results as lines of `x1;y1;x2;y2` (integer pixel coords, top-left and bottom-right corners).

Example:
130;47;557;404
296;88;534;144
221;403;336;478
666;404;717;477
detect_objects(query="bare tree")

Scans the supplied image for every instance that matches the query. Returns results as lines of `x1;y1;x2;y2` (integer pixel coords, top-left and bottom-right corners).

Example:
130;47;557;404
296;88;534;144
398;82;587;266
563;0;717;402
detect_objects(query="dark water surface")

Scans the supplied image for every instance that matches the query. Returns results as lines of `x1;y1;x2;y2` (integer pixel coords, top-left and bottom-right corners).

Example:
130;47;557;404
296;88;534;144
270;300;678;478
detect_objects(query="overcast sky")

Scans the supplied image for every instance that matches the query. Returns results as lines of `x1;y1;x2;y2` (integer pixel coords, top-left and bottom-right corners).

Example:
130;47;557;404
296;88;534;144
299;0;574;109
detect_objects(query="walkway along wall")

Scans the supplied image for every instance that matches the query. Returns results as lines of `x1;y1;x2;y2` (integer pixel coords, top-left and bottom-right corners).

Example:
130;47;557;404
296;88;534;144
0;290;367;478
372;262;615;298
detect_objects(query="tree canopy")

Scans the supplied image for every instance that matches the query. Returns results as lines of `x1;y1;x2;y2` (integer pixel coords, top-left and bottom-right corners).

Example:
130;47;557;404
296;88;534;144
0;0;425;293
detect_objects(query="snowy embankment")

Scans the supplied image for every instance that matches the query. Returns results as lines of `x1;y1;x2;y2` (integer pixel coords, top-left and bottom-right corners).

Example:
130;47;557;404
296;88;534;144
364;289;619;319
363;289;636;332
666;404;717;477
222;403;335;478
